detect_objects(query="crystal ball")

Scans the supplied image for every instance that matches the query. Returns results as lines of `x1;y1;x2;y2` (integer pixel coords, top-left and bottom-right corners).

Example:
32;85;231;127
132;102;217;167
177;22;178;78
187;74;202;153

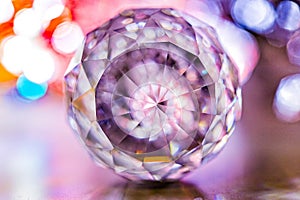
65;8;241;181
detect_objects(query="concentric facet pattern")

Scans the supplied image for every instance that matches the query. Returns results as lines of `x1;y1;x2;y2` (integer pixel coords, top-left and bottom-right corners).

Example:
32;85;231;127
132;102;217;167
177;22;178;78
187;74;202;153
65;8;241;181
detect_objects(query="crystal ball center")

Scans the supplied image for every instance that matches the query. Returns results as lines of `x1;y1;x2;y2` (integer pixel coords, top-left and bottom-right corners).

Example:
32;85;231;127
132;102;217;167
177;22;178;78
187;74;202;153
111;63;198;140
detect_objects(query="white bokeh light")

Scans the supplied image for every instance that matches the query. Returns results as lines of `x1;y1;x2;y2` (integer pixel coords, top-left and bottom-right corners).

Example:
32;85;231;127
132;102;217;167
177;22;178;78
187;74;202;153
231;0;276;34
13;8;43;38
0;0;15;23
23;47;56;84
43;4;65;22
33;0;65;25
33;0;64;12
52;21;84;54
0;35;55;83
1;36;33;75
234;0;267;27
274;74;300;122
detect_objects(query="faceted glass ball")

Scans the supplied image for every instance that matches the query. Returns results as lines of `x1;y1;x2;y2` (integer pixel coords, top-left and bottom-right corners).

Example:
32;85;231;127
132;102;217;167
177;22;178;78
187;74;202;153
65;8;241;181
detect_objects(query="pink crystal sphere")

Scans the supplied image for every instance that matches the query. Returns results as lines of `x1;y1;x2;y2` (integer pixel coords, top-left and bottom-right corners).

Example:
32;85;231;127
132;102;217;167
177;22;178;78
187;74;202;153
65;8;241;181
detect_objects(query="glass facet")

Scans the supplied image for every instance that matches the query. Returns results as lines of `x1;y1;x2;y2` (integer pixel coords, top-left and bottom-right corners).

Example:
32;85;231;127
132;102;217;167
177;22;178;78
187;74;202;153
65;8;241;181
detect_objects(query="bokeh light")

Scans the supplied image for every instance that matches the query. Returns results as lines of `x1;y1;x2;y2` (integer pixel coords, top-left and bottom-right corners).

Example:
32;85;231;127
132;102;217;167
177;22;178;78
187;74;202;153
42;7;72;40
0;0;76;100
16;75;48;100
23;46;56;84
0;0;15;24
276;0;300;32
0;36;33;75
265;25;293;48
184;0;260;84
0;63;16;82
287;31;300;66
33;0;65;30
13;8;43;38
33;0;65;18
51;21;84;54
273;74;300;123
231;0;276;34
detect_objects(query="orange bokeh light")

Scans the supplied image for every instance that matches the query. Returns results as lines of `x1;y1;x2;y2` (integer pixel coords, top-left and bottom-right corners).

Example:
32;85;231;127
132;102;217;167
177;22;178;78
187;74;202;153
0;63;16;82
12;0;34;13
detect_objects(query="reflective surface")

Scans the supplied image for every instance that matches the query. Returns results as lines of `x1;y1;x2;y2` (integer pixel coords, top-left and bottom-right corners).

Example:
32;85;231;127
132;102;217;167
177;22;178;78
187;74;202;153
92;182;206;200
1;37;300;199
65;8;241;181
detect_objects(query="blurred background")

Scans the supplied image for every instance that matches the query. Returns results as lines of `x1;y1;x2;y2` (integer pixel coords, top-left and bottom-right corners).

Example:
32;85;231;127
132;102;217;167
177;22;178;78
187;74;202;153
1;0;300;199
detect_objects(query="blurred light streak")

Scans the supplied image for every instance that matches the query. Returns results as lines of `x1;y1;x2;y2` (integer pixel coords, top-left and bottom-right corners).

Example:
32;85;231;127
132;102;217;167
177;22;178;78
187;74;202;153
273;74;300;122
52;21;84;54
16;75;48;100
231;0;276;34
0;0;15;24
